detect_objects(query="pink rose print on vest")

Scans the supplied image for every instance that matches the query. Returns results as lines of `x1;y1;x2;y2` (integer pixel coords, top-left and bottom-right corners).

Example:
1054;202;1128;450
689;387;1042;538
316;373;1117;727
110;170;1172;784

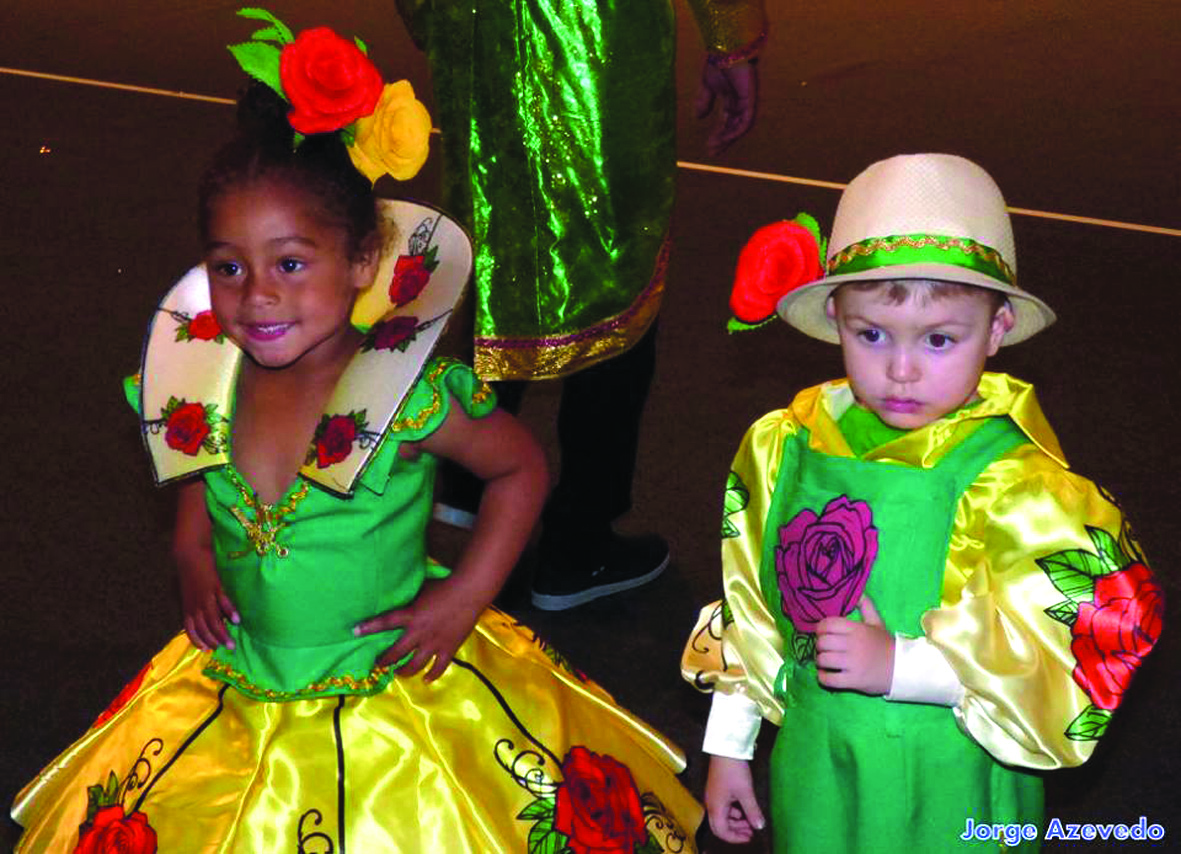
775;495;878;634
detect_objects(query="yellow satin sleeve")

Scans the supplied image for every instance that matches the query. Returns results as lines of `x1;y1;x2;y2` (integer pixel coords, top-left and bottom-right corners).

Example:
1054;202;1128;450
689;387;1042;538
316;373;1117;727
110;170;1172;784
683;0;768;59
681;409;795;726
927;444;1132;769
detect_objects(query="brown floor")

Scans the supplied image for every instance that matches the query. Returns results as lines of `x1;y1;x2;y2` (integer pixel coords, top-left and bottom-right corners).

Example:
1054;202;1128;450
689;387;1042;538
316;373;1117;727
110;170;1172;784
2;2;1179;851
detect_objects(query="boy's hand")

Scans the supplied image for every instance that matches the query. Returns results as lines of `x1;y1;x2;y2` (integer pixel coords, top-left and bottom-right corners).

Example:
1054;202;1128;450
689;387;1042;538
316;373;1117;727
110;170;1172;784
179;560;239;652
705;755;766;844
815;595;894;695
355;577;483;683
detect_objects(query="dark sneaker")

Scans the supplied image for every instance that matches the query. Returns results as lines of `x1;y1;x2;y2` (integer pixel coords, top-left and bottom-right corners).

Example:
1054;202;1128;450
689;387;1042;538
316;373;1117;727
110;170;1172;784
530;534;670;611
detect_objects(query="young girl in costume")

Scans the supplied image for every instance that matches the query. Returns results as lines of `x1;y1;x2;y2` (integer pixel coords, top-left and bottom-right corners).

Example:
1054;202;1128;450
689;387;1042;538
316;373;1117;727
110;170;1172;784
682;153;1162;851
12;10;700;851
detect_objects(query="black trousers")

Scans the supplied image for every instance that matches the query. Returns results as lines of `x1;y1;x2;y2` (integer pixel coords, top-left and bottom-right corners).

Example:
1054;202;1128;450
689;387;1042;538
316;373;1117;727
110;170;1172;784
444;323;658;553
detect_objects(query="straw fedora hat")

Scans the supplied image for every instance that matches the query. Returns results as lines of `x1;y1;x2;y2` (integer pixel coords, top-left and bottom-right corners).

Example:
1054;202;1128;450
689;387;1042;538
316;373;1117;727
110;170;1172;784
776;153;1056;344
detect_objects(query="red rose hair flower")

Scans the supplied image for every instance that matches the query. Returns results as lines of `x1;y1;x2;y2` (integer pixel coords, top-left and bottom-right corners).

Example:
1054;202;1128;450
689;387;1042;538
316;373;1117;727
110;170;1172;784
280;26;383;134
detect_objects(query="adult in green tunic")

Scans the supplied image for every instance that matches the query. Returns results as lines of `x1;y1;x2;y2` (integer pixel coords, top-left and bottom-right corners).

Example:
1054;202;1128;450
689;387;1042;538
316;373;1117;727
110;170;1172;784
397;0;768;608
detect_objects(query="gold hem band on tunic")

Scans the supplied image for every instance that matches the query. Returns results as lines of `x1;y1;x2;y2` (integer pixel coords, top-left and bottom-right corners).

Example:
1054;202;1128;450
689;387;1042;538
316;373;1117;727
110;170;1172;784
473;239;669;382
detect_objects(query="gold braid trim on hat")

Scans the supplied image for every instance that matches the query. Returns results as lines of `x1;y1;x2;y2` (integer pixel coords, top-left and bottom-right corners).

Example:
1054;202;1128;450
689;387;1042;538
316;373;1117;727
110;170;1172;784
827;235;1016;286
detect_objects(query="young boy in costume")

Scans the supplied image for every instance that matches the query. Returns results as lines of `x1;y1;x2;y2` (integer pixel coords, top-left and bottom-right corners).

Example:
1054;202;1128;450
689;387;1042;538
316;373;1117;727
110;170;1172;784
682;153;1163;851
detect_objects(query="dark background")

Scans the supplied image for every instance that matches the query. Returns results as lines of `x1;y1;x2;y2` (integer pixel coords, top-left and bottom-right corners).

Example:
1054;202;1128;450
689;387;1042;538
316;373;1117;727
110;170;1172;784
2;1;1178;850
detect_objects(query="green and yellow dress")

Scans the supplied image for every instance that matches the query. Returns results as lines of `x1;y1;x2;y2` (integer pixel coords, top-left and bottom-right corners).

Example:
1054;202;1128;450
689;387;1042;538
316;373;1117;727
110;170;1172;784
683;374;1161;852
396;0;767;380
12;270;701;852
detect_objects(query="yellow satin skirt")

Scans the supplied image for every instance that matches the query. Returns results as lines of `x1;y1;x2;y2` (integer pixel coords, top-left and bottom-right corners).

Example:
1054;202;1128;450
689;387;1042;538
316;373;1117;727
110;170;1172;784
13;609;701;852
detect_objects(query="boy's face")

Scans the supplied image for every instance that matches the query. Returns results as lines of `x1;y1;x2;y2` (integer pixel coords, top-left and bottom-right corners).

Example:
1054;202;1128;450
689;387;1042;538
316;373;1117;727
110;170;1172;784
827;285;1013;429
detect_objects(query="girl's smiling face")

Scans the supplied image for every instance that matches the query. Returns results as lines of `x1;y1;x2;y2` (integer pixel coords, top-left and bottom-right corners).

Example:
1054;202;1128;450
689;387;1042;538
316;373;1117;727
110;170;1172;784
828;283;1013;429
204;179;377;371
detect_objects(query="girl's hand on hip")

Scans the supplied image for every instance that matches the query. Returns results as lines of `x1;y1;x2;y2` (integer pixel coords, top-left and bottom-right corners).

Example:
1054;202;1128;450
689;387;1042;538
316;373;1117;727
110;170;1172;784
815;595;894;695
355;577;482;682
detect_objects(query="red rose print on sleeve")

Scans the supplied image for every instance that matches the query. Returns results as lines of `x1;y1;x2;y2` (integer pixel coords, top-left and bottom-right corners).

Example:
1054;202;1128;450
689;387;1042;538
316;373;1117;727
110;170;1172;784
1070;561;1162;710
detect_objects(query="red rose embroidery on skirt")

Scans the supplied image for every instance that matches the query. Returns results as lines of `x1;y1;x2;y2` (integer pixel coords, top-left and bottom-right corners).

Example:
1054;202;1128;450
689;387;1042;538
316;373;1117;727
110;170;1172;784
776;495;878;633
388;255;431;307
92;662;152;729
165;403;211;456
1070;561;1163;710
74;805;157;854
315;414;358;468
555;746;647;854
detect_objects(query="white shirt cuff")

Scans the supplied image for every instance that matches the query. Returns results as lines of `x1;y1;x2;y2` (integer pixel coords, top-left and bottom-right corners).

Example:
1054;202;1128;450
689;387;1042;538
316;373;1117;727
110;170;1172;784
885;633;965;706
702;689;763;760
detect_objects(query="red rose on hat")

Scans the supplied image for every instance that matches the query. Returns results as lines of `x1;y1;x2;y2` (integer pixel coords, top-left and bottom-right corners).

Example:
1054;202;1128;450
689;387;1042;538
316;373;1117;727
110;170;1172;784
74;805;157;854
165;403;210;456
388;255;431;307
187;310;222;341
315;414;358;468
280;27;383;134
1070;562;1163;710
731;219;824;323
555;747;647;854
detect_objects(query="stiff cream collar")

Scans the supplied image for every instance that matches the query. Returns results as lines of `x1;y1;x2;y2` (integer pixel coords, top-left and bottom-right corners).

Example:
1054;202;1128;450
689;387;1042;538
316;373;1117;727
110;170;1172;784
134;199;472;496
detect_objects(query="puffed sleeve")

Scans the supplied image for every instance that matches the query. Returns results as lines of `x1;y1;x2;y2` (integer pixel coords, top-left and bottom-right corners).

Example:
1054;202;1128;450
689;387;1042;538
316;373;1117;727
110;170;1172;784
388;357;497;442
925;445;1163;769
684;0;768;66
682;410;797;734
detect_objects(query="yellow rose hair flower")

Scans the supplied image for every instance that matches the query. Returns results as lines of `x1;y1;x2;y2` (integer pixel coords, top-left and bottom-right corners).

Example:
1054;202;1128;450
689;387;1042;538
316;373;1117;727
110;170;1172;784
348;81;432;184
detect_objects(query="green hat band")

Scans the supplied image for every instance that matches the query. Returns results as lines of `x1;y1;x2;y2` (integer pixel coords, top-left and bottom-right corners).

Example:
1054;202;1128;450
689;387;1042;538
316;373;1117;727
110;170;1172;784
827;233;1016;286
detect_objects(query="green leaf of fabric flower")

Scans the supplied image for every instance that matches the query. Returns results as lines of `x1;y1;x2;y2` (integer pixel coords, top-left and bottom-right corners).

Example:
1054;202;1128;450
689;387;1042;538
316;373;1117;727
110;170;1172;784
354;36;368;55
791;631;816;664
791;211;826;260
1087;526;1127;574
1037;553;1102;601
1044;599;1079;626
516;797;555;821
227;41;284;98
722;471;750;538
236;7;294;43
726;315;775;334
1065;706;1111;741
636;832;664;854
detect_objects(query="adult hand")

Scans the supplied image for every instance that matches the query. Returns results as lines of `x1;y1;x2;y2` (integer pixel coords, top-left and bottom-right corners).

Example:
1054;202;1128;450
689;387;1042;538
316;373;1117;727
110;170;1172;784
815;595;895;695
705;755;766;843
695;59;758;156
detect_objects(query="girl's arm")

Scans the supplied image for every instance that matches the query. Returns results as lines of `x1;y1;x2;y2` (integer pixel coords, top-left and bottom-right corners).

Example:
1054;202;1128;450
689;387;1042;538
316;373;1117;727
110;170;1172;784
356;402;548;681
173;478;239;650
